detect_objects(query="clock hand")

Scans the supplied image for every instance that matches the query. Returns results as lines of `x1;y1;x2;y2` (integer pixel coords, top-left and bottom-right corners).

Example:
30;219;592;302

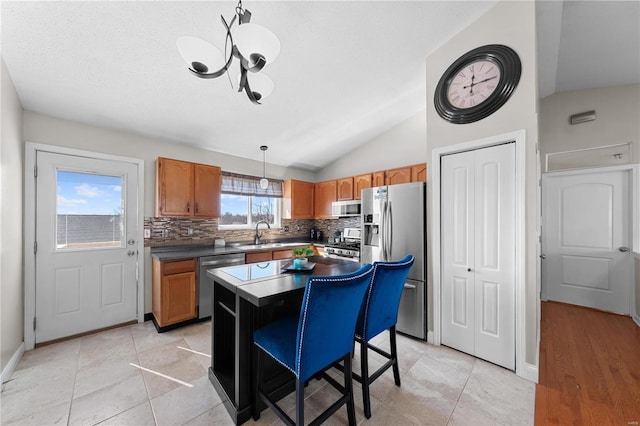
475;75;497;85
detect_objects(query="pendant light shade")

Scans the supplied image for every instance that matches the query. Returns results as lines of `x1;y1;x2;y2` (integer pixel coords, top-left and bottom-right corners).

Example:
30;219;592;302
176;1;280;104
176;36;224;74
260;145;269;189
233;23;281;68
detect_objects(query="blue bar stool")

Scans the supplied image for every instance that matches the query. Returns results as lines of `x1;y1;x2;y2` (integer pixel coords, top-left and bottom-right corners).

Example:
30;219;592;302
253;264;374;426
354;255;415;418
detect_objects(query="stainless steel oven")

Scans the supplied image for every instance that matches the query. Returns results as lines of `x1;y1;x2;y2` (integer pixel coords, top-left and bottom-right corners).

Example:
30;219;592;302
324;227;361;262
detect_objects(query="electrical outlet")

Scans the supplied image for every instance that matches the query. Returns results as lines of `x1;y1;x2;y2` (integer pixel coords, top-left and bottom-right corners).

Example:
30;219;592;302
284;225;289;232
144;229;151;238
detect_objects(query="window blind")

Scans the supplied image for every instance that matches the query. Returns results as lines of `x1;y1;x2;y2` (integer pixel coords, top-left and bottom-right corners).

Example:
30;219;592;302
221;171;283;198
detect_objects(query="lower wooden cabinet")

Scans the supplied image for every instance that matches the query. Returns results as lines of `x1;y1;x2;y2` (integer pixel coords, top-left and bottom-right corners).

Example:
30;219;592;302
152;258;197;328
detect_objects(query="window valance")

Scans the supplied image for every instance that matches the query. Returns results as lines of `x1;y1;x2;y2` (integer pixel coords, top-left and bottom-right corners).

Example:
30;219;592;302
221;171;283;198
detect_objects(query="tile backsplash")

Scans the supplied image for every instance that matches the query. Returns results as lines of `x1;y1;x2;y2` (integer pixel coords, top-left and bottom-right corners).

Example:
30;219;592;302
144;217;361;247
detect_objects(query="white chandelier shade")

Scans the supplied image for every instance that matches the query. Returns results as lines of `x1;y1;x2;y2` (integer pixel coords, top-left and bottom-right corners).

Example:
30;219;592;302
233;23;281;69
176;36;225;74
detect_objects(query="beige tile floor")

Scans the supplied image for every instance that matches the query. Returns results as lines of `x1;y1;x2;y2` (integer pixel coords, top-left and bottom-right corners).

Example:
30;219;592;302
1;320;534;425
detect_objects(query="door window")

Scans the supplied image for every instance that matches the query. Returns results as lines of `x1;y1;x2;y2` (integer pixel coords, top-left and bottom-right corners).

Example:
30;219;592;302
56;170;124;250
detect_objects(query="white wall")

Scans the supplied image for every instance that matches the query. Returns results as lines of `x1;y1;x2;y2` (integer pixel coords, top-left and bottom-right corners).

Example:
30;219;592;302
315;111;427;181
425;1;539;367
22;111;316;315
539;84;640;167
1;57;25;372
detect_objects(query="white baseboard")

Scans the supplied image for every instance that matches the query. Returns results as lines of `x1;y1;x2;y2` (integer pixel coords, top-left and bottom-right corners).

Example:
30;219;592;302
1;342;25;390
427;330;434;344
519;361;539;384
633;314;640;328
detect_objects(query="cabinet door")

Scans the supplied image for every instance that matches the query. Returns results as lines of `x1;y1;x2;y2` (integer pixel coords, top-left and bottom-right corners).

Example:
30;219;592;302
246;251;272;263
337;177;354;201
283;180;314;219
161;271;196;326
314;180;337;219
372;171;385;187
156;158;193;216
272;249;294;260
385;166;412;185
411;163;427;182
194;164;221;218
353;174;372;200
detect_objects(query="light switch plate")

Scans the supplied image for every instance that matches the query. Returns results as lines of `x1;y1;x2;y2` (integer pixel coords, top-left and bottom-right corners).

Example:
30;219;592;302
144;229;151;238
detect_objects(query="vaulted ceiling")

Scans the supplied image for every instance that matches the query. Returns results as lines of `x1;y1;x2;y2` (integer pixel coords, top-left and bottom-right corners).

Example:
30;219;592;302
2;1;638;171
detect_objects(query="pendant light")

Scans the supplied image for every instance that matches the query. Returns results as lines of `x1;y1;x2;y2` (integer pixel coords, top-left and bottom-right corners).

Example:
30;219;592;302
259;145;269;190
176;1;280;105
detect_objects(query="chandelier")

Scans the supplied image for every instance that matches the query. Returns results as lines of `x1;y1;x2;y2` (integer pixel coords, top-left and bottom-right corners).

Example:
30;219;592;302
176;1;280;104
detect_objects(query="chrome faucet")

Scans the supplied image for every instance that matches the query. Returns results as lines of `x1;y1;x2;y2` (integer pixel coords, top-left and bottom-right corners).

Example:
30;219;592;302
254;220;271;245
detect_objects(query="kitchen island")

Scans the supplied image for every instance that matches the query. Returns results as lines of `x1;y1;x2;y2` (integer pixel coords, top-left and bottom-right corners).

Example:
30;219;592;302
206;256;363;425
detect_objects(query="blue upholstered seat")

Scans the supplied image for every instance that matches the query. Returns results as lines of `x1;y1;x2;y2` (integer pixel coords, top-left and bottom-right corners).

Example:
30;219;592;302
253;264;374;426
354;254;415;418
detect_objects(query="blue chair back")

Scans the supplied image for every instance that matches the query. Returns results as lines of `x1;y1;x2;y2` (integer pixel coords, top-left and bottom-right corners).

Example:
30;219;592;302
295;264;374;382
356;255;415;342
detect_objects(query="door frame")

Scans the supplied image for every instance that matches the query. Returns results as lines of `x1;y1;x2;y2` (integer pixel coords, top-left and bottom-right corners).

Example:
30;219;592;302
24;142;145;350
431;130;529;380
541;164;639;317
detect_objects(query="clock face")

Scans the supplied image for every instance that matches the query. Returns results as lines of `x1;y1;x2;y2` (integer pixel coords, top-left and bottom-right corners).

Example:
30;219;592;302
433;44;521;124
446;60;502;109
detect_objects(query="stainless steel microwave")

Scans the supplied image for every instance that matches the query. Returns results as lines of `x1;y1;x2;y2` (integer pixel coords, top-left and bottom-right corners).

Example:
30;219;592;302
331;200;361;217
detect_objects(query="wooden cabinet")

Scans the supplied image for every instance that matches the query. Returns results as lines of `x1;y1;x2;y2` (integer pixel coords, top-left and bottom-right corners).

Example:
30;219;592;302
372;171;385;187
314;180;337;219
411;163;427;182
283;180;314;219
385;166;412;185
246;251;272;263
272;249;294;260
152;258;197;328
353;174;372;200
194;164;221;217
336;177;354;201
156;157;221;218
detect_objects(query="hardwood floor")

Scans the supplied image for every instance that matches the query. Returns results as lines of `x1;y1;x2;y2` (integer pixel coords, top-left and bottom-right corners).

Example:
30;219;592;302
535;301;640;425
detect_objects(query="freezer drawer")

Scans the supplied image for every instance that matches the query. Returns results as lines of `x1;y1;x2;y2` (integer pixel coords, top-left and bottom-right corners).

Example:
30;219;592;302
396;278;426;339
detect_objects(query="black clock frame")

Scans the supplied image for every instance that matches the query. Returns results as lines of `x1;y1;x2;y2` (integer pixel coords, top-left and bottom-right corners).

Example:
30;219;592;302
434;44;521;124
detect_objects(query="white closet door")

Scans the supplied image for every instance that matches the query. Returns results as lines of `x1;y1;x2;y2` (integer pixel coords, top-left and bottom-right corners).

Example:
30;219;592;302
441;143;515;370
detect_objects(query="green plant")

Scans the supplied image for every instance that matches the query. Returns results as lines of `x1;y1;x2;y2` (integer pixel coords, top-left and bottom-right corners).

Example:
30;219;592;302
291;245;315;258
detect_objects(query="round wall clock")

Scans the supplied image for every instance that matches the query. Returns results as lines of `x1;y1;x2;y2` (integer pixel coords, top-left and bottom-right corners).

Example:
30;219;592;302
434;44;521;124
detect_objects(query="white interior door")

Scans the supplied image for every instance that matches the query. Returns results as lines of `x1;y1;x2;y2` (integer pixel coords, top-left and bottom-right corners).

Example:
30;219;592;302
35;151;139;343
441;143;515;370
543;169;631;314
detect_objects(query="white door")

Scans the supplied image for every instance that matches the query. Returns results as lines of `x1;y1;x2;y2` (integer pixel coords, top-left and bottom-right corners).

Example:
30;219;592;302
35;151;139;343
542;169;631;314
441;143;515;370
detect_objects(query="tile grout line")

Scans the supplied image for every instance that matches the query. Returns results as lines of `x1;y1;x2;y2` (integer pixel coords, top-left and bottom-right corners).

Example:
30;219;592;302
133;325;161;426
66;336;83;426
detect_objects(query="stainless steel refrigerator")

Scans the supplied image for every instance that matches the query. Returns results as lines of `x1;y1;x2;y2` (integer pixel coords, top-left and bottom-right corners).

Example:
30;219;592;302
361;181;426;339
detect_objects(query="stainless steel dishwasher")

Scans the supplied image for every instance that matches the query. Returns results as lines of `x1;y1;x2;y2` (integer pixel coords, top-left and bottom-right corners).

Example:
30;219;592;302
198;253;245;319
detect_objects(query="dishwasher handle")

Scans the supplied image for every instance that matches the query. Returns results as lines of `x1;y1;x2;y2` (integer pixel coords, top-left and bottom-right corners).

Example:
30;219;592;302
200;256;245;267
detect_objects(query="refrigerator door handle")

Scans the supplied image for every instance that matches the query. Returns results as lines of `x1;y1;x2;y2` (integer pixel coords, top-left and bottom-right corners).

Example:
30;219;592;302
387;201;393;261
381;200;388;261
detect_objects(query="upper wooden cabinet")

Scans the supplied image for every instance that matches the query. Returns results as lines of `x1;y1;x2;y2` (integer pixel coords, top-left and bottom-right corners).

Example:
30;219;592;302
353;174;372;200
372;171;385;187
314;180;337;219
283;180;314;219
411;163;427;182
156;157;221;218
194;164;221;217
385;166;412;185
336;177;354;201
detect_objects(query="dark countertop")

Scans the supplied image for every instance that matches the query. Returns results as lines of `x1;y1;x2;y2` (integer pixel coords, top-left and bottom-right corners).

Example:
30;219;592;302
151;240;325;261
207;256;363;307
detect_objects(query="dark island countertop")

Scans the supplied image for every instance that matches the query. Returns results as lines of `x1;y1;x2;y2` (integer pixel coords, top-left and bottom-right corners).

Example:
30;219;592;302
207;256;363;307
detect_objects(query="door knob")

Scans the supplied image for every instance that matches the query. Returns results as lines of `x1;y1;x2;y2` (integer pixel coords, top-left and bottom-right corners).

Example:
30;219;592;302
127;250;136;256
540;254;546;259
128;239;135;245
619;247;629;252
